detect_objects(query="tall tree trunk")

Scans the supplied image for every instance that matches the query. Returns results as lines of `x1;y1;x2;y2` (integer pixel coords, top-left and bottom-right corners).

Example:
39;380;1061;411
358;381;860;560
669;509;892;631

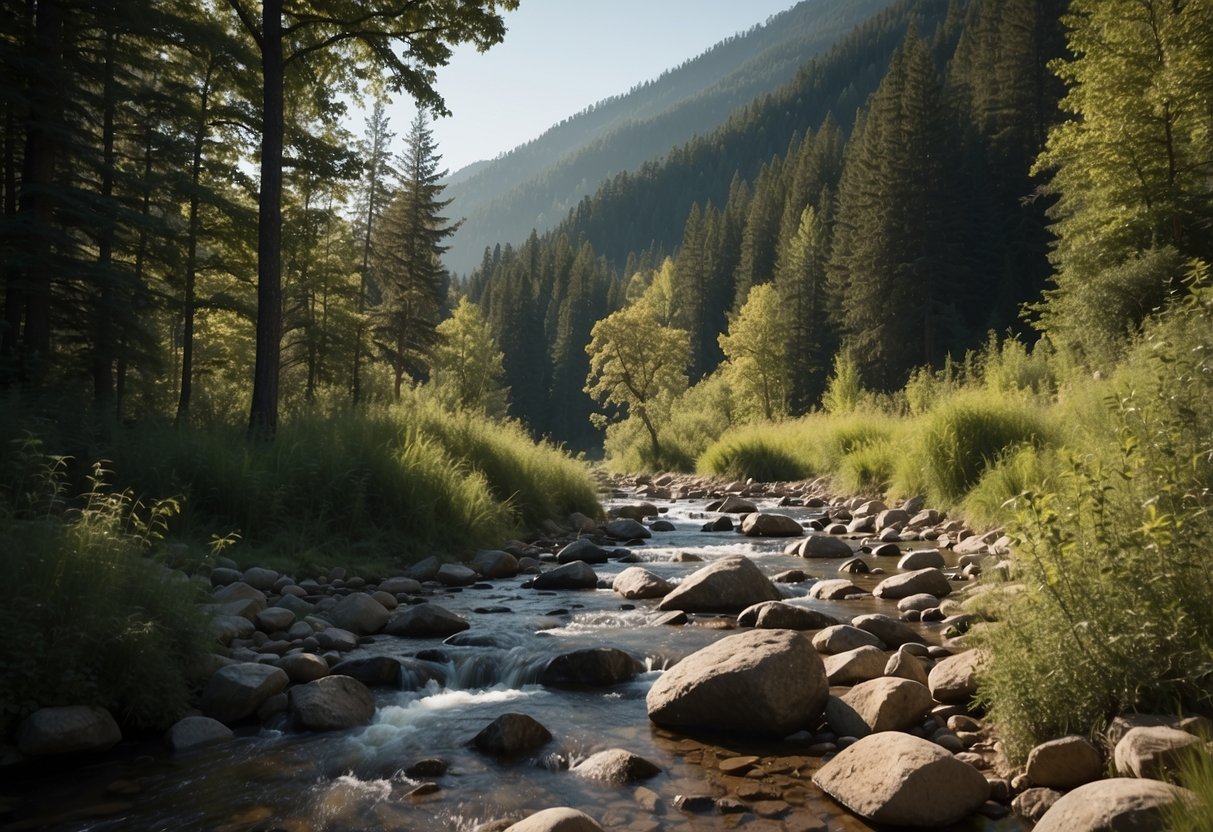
1;94;22;372
92;28;118;405
352;171;380;403
248;0;283;437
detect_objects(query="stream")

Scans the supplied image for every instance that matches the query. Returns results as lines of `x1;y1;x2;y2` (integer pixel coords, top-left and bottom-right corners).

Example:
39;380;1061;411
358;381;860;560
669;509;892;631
1;489;1028;832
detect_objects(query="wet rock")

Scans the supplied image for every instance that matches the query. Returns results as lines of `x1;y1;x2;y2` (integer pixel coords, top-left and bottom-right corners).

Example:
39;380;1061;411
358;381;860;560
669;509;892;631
612;567;673;600
275;652;330;683
672;794;716;812
797;535;854;558
713;495;758;514
606;518;651;540
555;539;611;565
378;576;423;595
649;520;676;532
436;563;479;587
812;625;885;654
871;542;901;557
657;555;781;613
1012;787;1063;823
927;649;985;705
737;601;840;631
897;593;941;612
289;675;375;731
827;678;934;737
203;664;290;725
654;610;688;626
875;509;909;531
612;503;658;521
504;807;604;832
851;613;924;648
808;579;865;601
17;706;122;756
824;646;888;685
773;568;808;583
1033;778;1194;832
1114;726;1201;780
329;656;404;687
405;758;449;778
646;629;827;737
164;716;233;752
532;561;599;590
473;713;552;756
471;550;519;579
329;592;390;635
740;512;804;537
701;516;734;532
384;603;470;637
1026;735;1103;789
813;732;989;827
405;557;441;581
838;557;870;574
572;748;661;784
541;648;643;687
314;626;358;652
872;568;952;600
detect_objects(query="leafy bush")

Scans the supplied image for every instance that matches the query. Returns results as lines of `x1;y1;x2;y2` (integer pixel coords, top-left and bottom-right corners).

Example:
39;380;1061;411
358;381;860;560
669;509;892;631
697;430;807;482
962;445;1056;530
0;452;211;733
1166;747;1213;831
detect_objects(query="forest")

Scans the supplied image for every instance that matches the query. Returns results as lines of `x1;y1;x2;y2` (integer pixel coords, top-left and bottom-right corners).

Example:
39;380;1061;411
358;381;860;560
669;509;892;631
2;0;1213;823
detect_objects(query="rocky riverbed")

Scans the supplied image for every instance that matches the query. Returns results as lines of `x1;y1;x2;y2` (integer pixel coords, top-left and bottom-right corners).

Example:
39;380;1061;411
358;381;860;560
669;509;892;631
1;473;1202;831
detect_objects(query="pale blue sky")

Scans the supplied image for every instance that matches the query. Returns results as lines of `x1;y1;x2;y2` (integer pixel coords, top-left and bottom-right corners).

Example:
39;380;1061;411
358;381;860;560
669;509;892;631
381;0;801;174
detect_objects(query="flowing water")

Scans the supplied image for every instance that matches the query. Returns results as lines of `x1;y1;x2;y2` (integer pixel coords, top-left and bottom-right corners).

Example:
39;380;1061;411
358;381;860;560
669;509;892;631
1;492;1028;832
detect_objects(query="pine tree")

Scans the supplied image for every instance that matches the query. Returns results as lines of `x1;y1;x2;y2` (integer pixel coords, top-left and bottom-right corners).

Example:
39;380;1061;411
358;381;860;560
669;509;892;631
351;102;395;403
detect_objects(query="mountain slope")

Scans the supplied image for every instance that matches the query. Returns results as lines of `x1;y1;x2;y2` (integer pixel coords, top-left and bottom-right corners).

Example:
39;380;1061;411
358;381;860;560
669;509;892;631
442;0;895;273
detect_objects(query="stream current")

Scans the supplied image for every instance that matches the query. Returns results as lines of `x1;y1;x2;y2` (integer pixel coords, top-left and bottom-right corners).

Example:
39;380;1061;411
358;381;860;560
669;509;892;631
1;490;1027;832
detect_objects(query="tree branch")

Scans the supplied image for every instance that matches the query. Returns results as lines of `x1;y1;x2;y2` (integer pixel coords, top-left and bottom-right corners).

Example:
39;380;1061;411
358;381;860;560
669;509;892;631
225;0;263;49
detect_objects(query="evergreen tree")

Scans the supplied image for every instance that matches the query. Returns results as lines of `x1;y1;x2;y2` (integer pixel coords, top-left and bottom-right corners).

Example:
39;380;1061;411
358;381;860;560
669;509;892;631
351;102;395;403
718;282;790;422
776;202;834;411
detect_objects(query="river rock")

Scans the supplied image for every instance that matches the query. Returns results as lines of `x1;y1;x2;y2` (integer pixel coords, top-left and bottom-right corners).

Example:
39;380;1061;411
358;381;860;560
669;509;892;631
471;549;520;579
473;712;552;755
701;516;734;532
541;648;643;687
808;579;864;601
1033;778;1194;832
737;601;840;631
504;808;604;832
798;535;854;558
329;592;389;635
212;581;267;619
165;716;233;752
405;556;441;581
255;606;296;633
884;647;929;686
1114;726;1201;780
378;576;423;595
275;652;331;683
927;649;985;705
897;593;940;612
329;656;404;687
532;561;598;590
851;613;924;648
1026;735;1104;789
612;567;672;599
289;675;375;731
436;563;479;587
241;566;279;591
897;549;946;570
715;495;758;514
571;748;661;784
646;629;827;737
384;603;470;637
741;513;804;537
657;555;782;612
210;566;242;587
1013;787;1064;823
556;539;610;565
827;678;934;736
824;645;888;685
612;503;657;521
872;568;952;600
200;662;289;724
315;626;358;651
875;509;910;531
813;625;885;654
16;706;122;756
650;520;676;532
210;613;255;645
813;732;989;826
605;518;651;540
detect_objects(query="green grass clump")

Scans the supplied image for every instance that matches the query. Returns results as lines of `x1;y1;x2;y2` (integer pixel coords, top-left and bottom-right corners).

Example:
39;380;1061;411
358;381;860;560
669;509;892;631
1165;748;1213;831
0;451;211;734
962;445;1057;530
835;439;896;494
697;429;808;482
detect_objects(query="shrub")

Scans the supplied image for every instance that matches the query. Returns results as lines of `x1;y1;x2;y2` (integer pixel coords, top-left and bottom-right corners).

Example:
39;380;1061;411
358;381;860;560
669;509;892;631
697;431;807;482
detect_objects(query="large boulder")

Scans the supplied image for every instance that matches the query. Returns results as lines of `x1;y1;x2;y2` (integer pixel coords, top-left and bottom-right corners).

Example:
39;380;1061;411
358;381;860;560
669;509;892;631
315;627;358;652
329;592;390;635
556;539;610;565
255;606;296;633
436;563;479;587
740;513;804;537
275;652;331;684
646;629;827;737
808;579;865;601
200;662;289;724
1026;735;1104;790
1114;726;1201;780
605;518;651;540
897;549;946;570
875;509;910;531
1033;778;1195;832
851;613;924;648
826;678;934;737
329;656;405;687
823;646;888;686
16;706;122;755
504;808;604;832
657;556;781;613
532;561;598;590
612;567;672;600
241;566;280;591
540;648;643;687
164;716;233;752
813;732;989;827
737;601;840;631
813;625;885;654
798;535;854;558
571;749;661;784
384;603;470;637
872;568;952;600
715;495;758;514
212;581;267;620
378;576;423;595
289;675;375;732
927;649;985;705
612;503;657;521
472;712;552;756
471;549;519;579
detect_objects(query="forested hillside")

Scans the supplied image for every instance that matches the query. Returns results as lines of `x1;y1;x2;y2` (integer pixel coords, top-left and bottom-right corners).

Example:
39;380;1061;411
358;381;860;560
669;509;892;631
441;0;895;273
466;0;1069;449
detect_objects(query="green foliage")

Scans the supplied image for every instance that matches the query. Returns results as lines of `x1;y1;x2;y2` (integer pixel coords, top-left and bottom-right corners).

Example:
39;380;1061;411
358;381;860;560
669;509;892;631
835;438;896;494
980;334;1057;397
429;297;510;419
962;445;1056;530
822;352;871;415
977;272;1213;760
1166;748;1213;831
0;451;211;733
718;283;791;421
697;429;808;483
